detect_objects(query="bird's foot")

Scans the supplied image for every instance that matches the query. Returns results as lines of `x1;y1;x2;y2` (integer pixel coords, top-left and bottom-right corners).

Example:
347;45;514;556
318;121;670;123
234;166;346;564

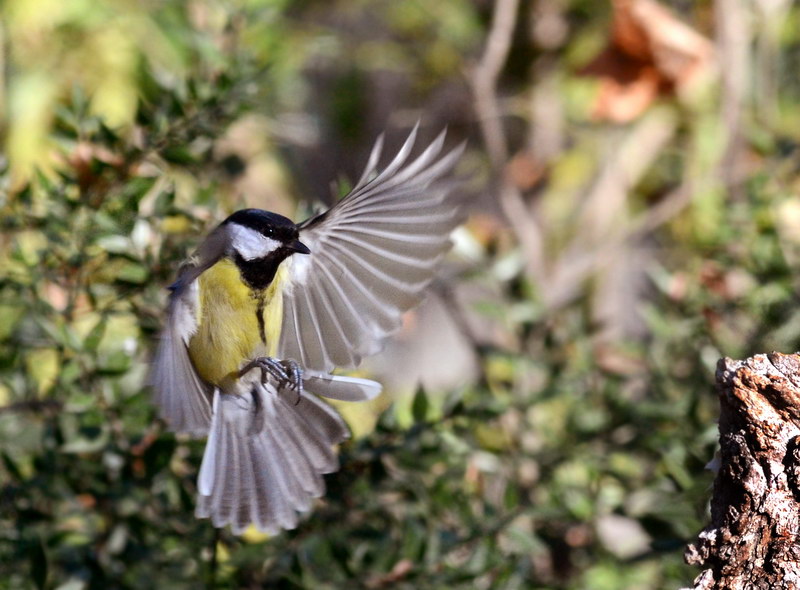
239;357;304;404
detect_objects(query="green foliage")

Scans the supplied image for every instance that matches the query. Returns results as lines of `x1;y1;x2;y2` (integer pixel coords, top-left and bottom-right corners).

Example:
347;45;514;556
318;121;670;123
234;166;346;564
3;1;800;589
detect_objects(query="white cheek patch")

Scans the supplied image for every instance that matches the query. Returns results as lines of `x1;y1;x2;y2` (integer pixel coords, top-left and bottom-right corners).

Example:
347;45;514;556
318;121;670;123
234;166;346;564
228;224;282;260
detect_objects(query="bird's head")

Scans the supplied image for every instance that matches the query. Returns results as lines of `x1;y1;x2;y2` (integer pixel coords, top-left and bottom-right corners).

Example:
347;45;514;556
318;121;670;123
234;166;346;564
223;209;310;262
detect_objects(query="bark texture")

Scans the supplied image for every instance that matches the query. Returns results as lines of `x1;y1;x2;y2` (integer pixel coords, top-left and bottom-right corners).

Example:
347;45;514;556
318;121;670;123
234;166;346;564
685;352;800;590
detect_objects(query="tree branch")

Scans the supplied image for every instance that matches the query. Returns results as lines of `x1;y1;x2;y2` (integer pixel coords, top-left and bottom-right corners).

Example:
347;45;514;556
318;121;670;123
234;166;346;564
470;0;545;280
684;353;800;589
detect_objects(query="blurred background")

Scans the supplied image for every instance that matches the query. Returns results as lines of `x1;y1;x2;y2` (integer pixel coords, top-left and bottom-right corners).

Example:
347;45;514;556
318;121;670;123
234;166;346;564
2;0;800;588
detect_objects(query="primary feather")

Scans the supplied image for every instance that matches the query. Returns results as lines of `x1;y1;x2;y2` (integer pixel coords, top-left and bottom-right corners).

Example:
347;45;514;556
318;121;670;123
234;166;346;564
280;126;465;371
150;274;213;436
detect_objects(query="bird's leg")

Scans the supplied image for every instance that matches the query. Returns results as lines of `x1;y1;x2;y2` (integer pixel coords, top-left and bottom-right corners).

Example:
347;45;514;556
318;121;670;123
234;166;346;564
239;357;304;403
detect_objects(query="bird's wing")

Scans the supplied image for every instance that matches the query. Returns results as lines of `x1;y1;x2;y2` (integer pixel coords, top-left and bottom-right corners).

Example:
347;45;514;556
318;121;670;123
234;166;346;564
302;372;382;401
278;126;465;372
150;226;230;436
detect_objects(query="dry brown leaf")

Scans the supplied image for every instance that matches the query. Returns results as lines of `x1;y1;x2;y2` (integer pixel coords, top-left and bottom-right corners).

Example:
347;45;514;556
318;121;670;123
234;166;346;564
76;494;97;509
62;141;128;202
581;0;715;123
587;55;663;123
620;0;714;89
506;150;546;191
565;523;594;548
592;342;646;376
42;280;91;315
43;282;69;312
465;213;503;245
365;559;415;588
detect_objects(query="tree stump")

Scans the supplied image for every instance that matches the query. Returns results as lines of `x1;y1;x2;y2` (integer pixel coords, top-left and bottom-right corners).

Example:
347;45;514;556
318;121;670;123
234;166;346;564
685;353;800;590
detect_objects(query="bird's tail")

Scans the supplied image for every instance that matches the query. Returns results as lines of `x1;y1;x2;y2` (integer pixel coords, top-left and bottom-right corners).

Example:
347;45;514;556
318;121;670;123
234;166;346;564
195;374;381;534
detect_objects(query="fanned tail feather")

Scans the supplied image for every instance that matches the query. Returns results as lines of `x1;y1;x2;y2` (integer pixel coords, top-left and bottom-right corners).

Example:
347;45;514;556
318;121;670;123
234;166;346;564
195;381;352;534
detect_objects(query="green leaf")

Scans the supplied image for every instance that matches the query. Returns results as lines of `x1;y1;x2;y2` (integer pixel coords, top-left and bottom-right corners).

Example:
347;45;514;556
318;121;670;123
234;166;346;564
1;452;22;481
116;262;149;284
162;145;197;165
83;317;107;353
0;304;24;341
29;537;47;590
412;387;428;423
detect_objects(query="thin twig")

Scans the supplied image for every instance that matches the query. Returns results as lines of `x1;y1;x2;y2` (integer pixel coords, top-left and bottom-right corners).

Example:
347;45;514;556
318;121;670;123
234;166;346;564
207;527;221;589
470;0;545;280
576;108;678;240
471;0;519;168
714;0;750;195
543;108;678;309
538;183;692;312
0;400;62;414
430;279;484;353
629;185;692;238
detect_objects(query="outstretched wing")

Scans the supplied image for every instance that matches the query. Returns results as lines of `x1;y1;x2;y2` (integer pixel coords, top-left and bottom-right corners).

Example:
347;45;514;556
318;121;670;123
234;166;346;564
150;227;230;436
278;126;465;373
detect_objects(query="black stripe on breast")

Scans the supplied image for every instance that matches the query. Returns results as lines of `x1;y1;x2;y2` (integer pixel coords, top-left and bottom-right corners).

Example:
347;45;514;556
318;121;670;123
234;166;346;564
255;296;267;345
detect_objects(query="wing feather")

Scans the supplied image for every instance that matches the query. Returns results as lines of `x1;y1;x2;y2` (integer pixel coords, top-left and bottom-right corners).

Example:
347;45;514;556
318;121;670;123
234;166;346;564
307;274;355;355
150;280;213;436
353;133;385;189
293;286;330;368
151;225;231;435
302;373;382;401
279;128;464;372
353;123;419;192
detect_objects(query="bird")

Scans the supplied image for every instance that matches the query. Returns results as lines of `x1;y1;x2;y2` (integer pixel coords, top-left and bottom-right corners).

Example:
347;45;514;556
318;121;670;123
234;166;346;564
150;125;465;534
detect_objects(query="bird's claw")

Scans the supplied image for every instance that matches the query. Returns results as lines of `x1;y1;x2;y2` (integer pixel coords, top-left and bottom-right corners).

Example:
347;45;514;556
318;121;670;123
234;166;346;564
239;357;303;403
279;359;304;405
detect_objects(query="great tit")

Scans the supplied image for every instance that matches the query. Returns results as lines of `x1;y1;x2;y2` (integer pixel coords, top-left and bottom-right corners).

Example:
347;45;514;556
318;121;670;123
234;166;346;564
151;126;464;534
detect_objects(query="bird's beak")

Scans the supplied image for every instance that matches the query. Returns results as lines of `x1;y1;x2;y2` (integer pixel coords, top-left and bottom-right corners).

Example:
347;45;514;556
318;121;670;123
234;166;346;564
288;239;311;255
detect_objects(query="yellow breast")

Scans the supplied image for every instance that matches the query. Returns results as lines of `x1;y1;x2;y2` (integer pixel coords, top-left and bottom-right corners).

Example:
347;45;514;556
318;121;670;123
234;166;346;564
187;258;285;387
